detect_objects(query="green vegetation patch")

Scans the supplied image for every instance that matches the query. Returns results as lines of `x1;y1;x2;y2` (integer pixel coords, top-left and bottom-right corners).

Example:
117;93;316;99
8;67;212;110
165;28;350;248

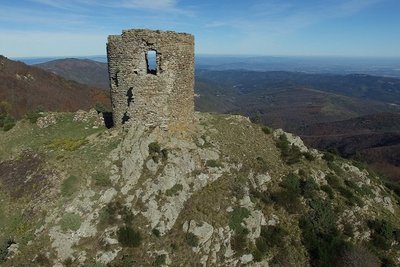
61;175;79;197
166;183;183;196
205;159;224;168
117;226;142;247
48;137;88;151
229;207;250;233
299;198;348;267
368;219;399;250
185;232;199;247
253;225;287;261
272;173;303;213
92;172;112;187
148;142;168;163
60;213;81;232
276;134;303;164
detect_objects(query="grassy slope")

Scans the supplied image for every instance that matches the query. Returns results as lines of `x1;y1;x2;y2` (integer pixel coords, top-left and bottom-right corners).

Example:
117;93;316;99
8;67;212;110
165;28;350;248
0;112;399;266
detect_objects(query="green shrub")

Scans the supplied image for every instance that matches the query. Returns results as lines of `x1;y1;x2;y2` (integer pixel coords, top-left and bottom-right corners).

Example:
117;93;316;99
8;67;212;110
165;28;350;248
321;185;334;199
260;225;287;248
166;183;183;196
229;207;250;233
299;198;348;267
155;254;166;267
276;135;303;164
255;156;269;172
148;142;161;162
343;223;354;238
252;248;264;262
328;162;344;176
326;174;341;189
61;213;81;232
381;257;396;267
186;232;199;247
338;186;364;207
255;236;268;253
0;239;14;263
261;126;272;134
303;152;316;161
272;173;302;213
2;115;16;131
117;226;142;247
92;173;112;187
300;178;318;199
368;219;395;250
322;152;335;162
25;107;44;123
61;175;79;197
205;159;223;168
230;230;248;253
152;228;160;237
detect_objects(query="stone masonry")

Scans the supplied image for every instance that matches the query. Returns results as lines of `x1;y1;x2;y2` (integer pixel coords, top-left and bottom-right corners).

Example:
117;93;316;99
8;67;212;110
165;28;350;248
107;29;195;131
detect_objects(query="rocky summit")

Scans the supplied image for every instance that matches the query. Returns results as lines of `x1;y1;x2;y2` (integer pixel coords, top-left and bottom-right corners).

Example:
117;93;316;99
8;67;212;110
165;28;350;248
0;110;399;266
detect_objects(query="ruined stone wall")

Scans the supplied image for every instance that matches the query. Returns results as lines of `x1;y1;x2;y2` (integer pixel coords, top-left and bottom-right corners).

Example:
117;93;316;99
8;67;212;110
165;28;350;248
107;29;195;131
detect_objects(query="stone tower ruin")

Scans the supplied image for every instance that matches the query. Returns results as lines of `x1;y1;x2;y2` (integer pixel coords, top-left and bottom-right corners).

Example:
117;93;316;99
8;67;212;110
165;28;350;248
107;29;195;131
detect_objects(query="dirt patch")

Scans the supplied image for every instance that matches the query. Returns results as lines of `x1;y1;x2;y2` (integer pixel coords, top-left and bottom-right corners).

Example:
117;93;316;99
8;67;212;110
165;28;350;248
0;151;53;199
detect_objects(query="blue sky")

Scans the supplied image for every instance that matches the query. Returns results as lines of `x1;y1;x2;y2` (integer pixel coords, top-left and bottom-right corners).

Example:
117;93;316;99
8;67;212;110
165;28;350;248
1;0;399;57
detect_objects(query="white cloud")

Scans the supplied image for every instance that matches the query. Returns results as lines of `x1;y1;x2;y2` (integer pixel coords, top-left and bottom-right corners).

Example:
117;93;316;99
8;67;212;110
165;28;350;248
29;0;187;13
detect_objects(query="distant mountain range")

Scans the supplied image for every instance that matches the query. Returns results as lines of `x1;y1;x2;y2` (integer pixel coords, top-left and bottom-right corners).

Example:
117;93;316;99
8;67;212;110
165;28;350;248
36;58;109;89
0;56;110;118
15;55;400;78
5;56;400;180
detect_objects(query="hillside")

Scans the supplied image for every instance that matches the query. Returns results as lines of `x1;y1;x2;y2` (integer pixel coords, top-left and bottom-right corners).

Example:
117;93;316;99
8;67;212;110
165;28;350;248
300;113;400;180
196;70;400;105
0;111;399;266
35;59;109;90
0;56;110;118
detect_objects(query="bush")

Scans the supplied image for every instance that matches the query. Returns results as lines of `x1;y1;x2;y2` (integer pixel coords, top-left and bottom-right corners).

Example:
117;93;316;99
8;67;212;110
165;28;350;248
276;135;303;164
367;219;395;250
61;213;81;232
261;225;287;248
303;152;316;161
322;152;335;162
230;230;248;253
261;126;272;134
272;173;302;213
0;239;14;263
254;156;269;172
328;162;344;176
300;178;319;199
117;226;142;247
152;228;160;237
326;174;341;189
92;173;112;187
25;107;45;123
166;183;183;196
61;175;79;197
186;232;199;247
1;115;15;131
229;207;250;233
155;254;166;267
321;185;334;199
148;142;168;163
205;159;223;168
299;198;348;267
